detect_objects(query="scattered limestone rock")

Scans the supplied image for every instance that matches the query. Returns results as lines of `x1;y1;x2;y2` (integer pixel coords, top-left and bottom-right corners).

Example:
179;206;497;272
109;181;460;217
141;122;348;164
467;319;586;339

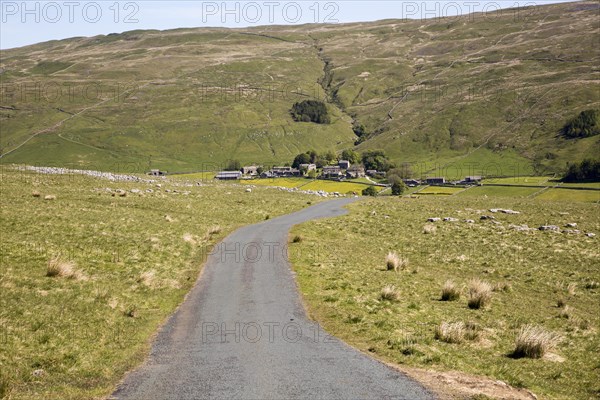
428;217;441;222
562;229;581;235
586;233;596;238
480;215;495;220
131;188;141;194
443;217;458;222
501;209;520;215
465;219;475;224
566;223;577;228
539;225;560;232
44;195;56;200
32;369;45;377
509;224;530;232
32;191;41;198
165;215;174;223
246;188;252;193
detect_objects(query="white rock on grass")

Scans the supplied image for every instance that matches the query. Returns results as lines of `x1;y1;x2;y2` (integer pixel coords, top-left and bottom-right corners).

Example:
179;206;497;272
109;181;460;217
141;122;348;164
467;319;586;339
539;225;560;232
427;217;441;222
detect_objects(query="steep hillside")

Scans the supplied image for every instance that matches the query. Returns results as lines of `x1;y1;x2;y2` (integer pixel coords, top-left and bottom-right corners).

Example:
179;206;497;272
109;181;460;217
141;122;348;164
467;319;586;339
0;1;598;175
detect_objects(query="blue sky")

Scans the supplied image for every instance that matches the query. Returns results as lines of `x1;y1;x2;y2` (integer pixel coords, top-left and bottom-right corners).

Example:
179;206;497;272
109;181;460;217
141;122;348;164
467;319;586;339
1;0;577;49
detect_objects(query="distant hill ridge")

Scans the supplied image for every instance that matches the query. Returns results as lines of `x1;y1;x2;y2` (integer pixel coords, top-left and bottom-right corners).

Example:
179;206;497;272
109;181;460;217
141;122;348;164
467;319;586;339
0;1;598;176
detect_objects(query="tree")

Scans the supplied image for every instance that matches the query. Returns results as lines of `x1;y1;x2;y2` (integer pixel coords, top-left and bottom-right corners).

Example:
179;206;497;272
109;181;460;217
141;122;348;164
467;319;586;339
290;100;331;124
563;110;599;138
362;150;392;172
324;150;337;164
225;160;241;171
256;166;264;175
307;169;317;179
391;181;407;196
292;152;311;169
563;158;600;182
341;149;361;164
362;186;378;196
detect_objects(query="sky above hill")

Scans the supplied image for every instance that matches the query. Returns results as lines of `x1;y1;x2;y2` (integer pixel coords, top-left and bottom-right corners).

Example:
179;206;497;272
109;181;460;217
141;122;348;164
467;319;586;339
1;0;577;49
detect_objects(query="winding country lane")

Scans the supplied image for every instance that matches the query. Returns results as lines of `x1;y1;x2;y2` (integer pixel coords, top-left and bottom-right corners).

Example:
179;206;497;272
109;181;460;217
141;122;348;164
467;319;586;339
112;198;434;400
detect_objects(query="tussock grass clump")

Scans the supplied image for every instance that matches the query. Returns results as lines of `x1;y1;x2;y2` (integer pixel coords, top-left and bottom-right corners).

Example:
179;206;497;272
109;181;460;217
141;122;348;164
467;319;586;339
513;325;561;359
467;279;492;309
435;322;465;343
441;280;460;301
380;285;400;301
567;282;577;296
386;252;408;271
558;305;572;319
208;225;221;235
423;224;436;234
435;321;481;343
46;257;80;279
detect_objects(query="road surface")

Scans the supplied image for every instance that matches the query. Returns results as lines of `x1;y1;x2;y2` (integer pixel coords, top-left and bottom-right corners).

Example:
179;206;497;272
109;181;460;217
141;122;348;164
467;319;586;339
112;198;435;400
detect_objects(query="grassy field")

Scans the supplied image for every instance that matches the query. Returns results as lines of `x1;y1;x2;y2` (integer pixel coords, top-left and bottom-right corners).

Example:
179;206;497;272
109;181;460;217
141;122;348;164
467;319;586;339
415;186;465;196
299;180;380;194
0;167;320;399
240;177;307;189
536;189;600;203
458;185;543;198
290;196;600;399
484;177;553;186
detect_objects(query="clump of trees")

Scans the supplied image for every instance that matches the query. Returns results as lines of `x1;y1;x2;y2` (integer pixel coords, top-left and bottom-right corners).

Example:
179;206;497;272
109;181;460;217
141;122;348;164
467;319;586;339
387;168;408;195
562;110;599;138
341;149;361;164
291;148;393;172
292;149;336;169
362;150;393;172
353;122;368;145
362;186;378;196
290;100;330;124
563;159;600;182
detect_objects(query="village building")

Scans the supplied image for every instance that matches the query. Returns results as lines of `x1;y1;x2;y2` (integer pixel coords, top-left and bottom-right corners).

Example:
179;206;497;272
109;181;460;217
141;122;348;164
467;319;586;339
346;165;366;178
403;179;421;187
216;171;242;180
338;160;351;170
464;176;483;183
241;166;260;176
321;166;342;179
299;163;317;172
426;177;446;185
270;166;301;177
148;169;166;176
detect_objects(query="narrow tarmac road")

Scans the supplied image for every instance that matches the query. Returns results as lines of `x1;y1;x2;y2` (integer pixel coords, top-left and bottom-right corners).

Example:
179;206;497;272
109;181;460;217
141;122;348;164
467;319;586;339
112;198;435;400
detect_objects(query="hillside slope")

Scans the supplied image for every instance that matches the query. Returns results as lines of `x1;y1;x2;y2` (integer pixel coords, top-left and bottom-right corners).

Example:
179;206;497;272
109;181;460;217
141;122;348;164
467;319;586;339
0;1;598;175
